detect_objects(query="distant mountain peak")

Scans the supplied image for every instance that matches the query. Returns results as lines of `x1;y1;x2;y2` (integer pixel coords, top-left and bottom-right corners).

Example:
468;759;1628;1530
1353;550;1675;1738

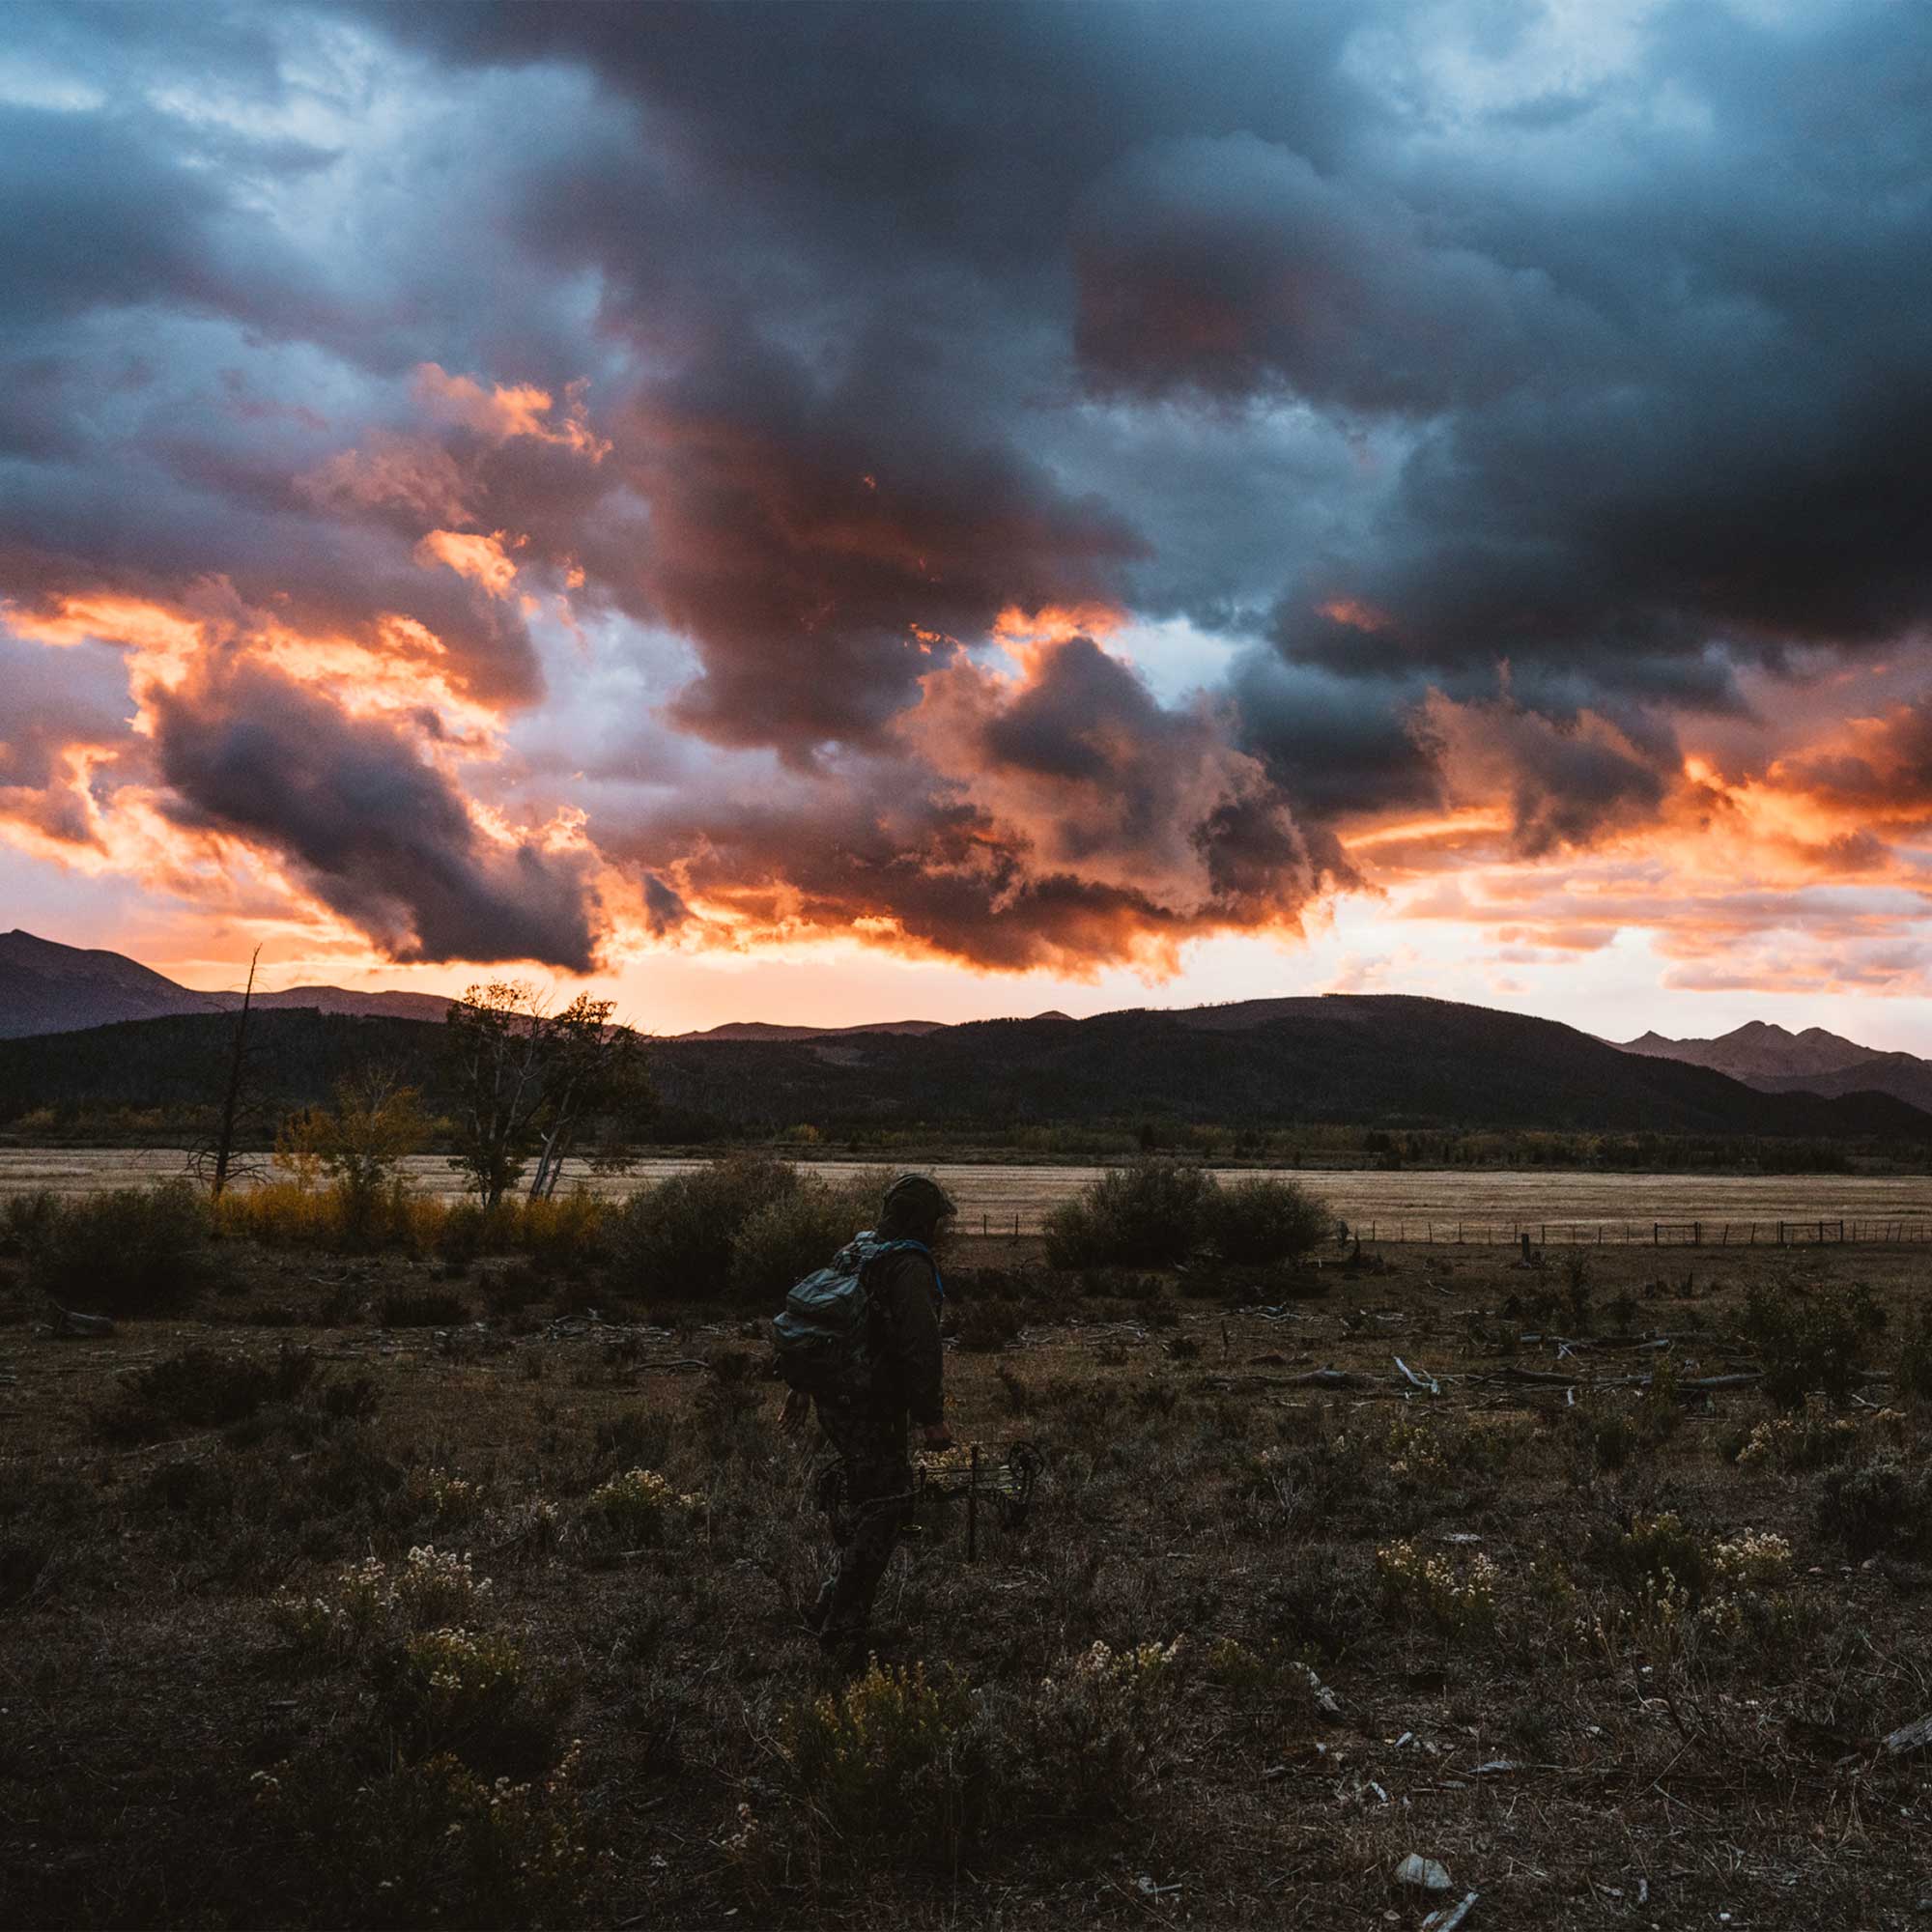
1619;1017;1914;1091
0;929;452;1038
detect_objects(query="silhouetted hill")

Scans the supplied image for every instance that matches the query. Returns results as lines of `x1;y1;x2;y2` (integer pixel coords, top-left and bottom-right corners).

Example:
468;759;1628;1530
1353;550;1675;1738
641;995;1924;1138
0;1009;457;1121
0;928;222;1037
1750;1055;1932;1114
0;930;454;1037
5;990;1929;1148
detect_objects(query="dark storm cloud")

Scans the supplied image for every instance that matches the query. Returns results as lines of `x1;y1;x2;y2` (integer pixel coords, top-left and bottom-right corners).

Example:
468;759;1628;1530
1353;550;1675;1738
9;0;1932;967
373;0;1932;818
624;336;1141;760
151;662;598;967
1414;690;1675;858
1074;132;1603;412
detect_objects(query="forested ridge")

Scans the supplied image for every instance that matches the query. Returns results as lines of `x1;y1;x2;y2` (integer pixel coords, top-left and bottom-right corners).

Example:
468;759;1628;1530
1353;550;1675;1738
3;997;1929;1154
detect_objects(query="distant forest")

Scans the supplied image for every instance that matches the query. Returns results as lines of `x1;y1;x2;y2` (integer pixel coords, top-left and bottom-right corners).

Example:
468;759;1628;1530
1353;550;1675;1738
2;1000;1928;1174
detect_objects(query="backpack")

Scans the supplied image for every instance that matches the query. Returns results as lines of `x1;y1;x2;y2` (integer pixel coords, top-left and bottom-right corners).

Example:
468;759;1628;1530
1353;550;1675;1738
770;1233;938;1400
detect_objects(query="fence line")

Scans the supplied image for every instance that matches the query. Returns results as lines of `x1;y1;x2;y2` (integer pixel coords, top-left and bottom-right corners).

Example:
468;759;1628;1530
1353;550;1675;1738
1354;1217;1932;1248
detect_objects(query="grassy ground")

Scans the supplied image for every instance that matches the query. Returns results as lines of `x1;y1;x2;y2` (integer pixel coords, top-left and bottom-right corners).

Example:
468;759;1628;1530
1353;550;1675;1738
4;1233;1931;1927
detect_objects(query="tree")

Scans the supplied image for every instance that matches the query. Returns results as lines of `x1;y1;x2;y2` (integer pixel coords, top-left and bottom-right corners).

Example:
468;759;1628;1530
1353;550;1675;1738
278;1069;429;1239
444;982;653;1210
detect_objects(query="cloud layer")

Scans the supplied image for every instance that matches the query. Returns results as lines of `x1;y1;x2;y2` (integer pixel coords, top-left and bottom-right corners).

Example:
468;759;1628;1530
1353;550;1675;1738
5;1;1932;996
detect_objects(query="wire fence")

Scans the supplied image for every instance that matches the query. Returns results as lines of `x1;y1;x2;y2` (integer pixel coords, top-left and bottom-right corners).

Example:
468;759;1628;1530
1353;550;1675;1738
1350;1217;1932;1248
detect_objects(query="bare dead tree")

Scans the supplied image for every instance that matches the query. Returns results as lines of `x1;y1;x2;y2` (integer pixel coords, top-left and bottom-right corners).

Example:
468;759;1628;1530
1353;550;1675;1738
201;946;261;1201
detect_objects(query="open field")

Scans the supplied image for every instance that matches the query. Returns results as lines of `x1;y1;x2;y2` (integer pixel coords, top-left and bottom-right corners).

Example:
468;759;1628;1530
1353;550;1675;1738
6;1217;1932;1927
9;1147;1932;1239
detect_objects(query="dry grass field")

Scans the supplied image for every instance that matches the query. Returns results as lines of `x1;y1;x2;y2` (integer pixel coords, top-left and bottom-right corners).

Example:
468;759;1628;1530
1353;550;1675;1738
6;1198;1932;1929
10;1147;1932;1237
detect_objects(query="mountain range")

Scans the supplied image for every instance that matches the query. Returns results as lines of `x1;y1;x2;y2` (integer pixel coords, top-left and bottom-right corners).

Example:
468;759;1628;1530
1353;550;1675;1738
4;929;1931;1141
1620;1021;1932;1114
0;928;454;1037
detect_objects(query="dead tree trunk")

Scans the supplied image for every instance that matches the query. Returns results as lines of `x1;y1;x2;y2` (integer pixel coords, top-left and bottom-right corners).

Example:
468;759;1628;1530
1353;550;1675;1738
210;947;260;1202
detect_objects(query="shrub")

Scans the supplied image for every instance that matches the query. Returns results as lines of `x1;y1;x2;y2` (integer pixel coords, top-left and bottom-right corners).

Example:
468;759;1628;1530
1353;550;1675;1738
1897;1307;1932;1404
246;1745;599;1929
271;1546;493;1655
609;1156;801;1296
277;1073;430;1246
94;1344;315;1444
517;1190;610;1271
955;1296;1026;1352
1740;1280;1885;1408
582;1468;703;1550
1042;1161;1217;1268
1017;1636;1190;1820
782;1658;986;1861
1732;1403;1859;1471
1377;1541;1500;1635
1588;1510;1714;1603
1203;1177;1333;1264
1816;1457;1930;1558
367;1627;567;1776
0;1189;60;1258
26;1180;212;1315
725;1171;880;1303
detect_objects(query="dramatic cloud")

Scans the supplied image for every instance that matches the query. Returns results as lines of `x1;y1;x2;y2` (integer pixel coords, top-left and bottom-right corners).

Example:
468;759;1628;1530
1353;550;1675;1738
4;0;1932;1008
150;660;599;970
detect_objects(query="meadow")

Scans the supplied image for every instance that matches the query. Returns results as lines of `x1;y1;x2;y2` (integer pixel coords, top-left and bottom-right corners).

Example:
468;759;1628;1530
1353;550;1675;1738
9;1146;1932;1236
4;1163;1932;1928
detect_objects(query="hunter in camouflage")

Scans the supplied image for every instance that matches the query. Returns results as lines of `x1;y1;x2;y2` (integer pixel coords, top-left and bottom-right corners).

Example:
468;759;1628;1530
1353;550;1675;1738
795;1171;954;1662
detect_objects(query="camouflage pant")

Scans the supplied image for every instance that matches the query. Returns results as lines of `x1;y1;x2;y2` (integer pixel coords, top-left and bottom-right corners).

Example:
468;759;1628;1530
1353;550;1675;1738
811;1394;914;1646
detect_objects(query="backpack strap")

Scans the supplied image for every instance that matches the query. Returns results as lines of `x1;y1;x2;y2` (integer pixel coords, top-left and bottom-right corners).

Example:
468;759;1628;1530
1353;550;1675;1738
862;1236;943;1306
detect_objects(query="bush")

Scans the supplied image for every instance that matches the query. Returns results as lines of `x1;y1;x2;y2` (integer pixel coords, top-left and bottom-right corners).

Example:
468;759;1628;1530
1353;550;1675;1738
26;1180;213;1315
217;1178;432;1253
94;1344;315;1444
245;1745;599;1929
1377;1541;1500;1634
270;1546;494;1656
367;1627;568;1777
1740;1281;1886;1408
1202;1177;1333;1264
1015;1635;1190;1821
1897;1307;1932;1404
782;1658;987;1861
725;1171;880;1303
582;1468;703;1550
1817;1457;1930;1559
1042;1161;1218;1267
1587;1510;1715;1603
609;1156;801;1296
517;1191;609;1271
0;1189;60;1258
955;1298;1025;1352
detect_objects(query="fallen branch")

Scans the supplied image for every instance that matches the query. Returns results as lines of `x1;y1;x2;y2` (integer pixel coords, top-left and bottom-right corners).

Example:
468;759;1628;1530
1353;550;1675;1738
1884;1714;1932;1755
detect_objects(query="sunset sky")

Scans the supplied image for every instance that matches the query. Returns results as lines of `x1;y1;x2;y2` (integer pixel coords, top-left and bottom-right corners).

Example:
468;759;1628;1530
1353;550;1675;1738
6;1;1932;1046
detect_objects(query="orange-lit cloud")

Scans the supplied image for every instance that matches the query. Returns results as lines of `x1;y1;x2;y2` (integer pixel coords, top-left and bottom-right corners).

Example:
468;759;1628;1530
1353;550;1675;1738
413;364;611;460
416;528;522;598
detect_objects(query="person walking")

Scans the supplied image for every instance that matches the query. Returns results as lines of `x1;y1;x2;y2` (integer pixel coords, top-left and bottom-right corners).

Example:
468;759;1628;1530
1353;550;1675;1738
782;1171;955;1665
